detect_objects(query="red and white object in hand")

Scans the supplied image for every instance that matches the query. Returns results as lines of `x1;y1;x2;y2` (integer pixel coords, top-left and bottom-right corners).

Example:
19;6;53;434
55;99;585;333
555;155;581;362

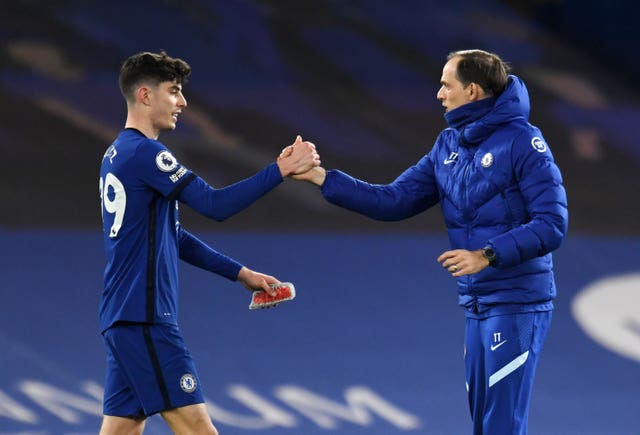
249;282;296;310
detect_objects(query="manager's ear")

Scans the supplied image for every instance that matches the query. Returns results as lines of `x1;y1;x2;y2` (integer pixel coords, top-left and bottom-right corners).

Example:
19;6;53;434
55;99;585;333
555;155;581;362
467;82;487;102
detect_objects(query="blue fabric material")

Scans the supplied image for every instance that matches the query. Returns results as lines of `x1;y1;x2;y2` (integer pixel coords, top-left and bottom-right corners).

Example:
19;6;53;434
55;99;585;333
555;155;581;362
465;311;552;435
102;323;205;417
99;129;283;332
320;75;568;315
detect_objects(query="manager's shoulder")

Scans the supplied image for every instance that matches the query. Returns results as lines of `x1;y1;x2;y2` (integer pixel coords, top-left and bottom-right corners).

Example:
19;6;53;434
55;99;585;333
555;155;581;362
437;126;458;140
507;121;555;160
433;127;459;148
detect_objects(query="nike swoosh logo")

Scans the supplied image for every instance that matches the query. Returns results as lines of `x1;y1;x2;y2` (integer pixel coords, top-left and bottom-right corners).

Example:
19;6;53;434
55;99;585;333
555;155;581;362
444;159;456;165
490;340;507;351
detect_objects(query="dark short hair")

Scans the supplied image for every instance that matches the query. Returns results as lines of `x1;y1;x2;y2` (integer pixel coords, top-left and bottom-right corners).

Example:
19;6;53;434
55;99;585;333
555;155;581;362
447;49;511;96
119;51;191;102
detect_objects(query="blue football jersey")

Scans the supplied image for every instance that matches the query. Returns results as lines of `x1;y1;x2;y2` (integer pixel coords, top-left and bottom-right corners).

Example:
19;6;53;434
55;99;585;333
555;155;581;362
99;129;284;332
99;129;197;331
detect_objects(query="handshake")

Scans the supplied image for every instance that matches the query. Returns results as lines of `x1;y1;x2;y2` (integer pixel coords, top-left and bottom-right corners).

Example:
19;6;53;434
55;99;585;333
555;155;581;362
275;135;327;186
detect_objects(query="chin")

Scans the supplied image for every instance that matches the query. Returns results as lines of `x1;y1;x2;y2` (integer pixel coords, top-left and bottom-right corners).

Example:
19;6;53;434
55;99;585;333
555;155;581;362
158;124;177;133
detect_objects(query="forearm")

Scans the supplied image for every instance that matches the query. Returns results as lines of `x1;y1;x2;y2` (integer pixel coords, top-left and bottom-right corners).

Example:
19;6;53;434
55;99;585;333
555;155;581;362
489;206;567;268
178;229;242;280
178;163;282;221
320;169;435;221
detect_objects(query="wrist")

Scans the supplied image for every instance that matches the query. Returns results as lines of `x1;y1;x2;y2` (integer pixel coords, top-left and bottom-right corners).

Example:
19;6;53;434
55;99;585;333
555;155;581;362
309;167;326;186
481;245;497;267
237;266;249;281
276;160;291;178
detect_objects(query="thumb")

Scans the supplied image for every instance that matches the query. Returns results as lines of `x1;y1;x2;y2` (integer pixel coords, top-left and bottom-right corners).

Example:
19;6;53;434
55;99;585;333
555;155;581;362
263;281;277;296
295;135;303;144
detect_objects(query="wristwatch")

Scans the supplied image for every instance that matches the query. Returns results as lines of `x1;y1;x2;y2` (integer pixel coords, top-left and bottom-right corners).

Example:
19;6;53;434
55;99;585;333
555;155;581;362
482;246;497;267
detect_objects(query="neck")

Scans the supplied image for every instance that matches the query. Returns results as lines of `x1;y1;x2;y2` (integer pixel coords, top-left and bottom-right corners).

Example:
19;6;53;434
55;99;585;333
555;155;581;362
124;113;159;139
444;97;495;130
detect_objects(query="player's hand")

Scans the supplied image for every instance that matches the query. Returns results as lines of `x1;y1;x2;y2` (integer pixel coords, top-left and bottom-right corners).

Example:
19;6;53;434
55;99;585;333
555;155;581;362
237;267;279;296
248;282;296;310
276;135;321;177
437;249;489;277
278;145;294;159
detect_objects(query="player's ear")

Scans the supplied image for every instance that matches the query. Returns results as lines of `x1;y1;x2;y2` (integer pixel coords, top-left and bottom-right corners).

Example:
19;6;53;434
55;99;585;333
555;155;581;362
136;86;151;106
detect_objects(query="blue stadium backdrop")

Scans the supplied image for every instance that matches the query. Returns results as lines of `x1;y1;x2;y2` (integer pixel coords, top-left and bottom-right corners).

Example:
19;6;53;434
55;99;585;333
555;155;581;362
1;231;638;434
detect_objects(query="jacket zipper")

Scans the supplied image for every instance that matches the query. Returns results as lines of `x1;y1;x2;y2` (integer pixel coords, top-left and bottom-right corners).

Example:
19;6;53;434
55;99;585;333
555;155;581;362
461;152;477;310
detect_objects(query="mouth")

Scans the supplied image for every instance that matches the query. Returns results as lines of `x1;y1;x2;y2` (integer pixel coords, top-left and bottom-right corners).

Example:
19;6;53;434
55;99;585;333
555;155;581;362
171;112;181;122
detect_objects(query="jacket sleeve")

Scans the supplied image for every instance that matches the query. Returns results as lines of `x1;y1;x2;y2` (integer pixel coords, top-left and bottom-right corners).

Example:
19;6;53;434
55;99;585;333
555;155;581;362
178;226;243;281
177;163;283;221
320;152;440;221
488;132;568;268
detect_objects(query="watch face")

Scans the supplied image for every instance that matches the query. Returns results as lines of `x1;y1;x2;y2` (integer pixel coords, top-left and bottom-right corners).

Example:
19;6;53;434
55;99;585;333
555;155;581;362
483;248;496;260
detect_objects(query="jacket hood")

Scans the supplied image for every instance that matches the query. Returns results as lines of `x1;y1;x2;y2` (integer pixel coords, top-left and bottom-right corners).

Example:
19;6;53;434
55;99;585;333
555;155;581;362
444;74;531;146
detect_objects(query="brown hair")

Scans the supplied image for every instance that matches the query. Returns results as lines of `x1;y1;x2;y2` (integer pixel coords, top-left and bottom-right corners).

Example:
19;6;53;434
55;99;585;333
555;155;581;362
119;51;191;102
447;49;510;96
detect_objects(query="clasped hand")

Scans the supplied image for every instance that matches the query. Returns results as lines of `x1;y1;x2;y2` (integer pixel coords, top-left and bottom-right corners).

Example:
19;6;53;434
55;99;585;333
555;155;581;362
278;136;327;185
276;135;321;177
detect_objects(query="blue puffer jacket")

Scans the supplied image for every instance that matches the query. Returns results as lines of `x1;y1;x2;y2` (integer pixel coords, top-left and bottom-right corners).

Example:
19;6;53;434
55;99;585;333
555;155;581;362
321;75;568;316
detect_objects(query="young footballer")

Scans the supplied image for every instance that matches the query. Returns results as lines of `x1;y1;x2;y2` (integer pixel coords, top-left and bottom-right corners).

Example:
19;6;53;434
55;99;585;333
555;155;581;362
98;51;319;434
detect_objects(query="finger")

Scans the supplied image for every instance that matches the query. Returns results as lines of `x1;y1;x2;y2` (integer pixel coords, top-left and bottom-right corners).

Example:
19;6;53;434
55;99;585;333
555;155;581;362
441;259;453;268
260;280;277;296
263;277;280;295
262;274;279;285
295;135;303;144
278;146;292;159
436;253;448;263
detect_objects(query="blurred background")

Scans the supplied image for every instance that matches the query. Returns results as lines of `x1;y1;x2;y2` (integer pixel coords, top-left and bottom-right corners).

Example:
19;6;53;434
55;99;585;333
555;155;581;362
1;1;639;434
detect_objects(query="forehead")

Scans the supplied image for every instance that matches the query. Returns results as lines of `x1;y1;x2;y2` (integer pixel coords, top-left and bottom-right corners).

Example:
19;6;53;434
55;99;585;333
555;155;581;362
441;56;461;82
156;79;182;90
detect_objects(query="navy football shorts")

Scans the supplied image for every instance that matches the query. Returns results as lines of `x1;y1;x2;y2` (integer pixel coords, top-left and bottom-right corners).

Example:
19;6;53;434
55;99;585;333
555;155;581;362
102;323;205;417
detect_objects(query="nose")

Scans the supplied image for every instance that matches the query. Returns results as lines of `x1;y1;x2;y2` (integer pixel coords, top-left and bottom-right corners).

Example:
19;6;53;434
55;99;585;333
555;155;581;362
437;86;445;101
178;93;187;108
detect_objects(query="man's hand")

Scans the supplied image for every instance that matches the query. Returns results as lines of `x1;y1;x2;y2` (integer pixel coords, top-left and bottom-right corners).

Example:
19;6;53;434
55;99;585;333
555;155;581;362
291;166;327;186
278;137;327;186
277;135;321;177
237;266;279;296
437;249;490;277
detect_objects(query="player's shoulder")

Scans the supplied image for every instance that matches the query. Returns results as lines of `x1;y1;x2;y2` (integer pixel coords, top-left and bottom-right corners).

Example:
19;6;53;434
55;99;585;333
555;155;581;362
119;130;177;166
118;129;164;152
102;129;171;175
